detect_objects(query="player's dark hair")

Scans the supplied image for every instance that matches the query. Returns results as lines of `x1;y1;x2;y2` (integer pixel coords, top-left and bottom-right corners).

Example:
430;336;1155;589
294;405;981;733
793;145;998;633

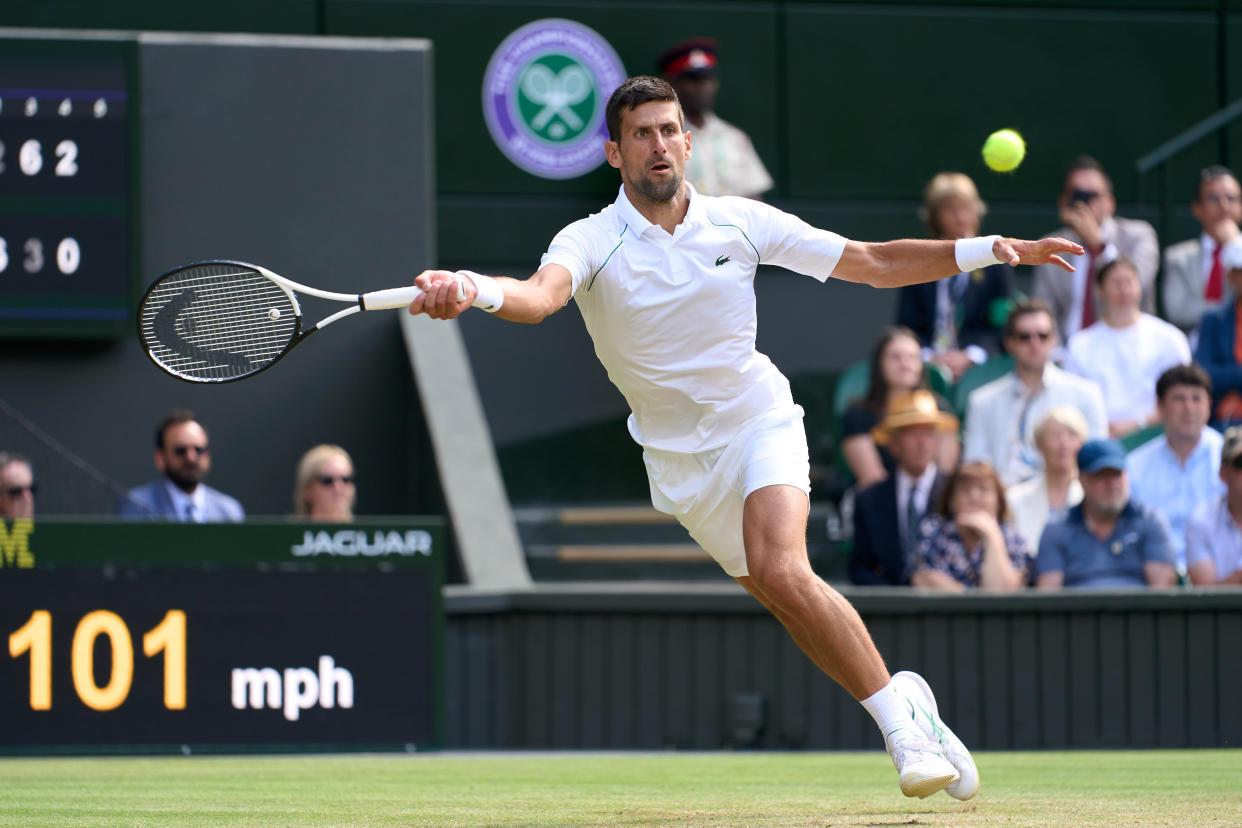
1156;363;1212;402
155;409;200;449
605;75;682;142
1094;256;1137;287
1194;165;1237;202
1003;297;1056;341
860;326;928;415
1065;154;1113;193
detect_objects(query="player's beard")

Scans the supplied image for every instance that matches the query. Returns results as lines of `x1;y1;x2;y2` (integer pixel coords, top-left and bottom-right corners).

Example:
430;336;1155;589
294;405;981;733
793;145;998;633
632;166;681;203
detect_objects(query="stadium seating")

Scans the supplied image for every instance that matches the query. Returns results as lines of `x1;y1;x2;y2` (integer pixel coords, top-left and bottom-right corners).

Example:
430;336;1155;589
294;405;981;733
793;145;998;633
952;354;1015;415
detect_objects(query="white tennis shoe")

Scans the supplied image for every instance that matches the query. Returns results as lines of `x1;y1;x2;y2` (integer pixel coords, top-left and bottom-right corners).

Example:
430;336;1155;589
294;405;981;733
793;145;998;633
891;670;980;800
884;724;959;799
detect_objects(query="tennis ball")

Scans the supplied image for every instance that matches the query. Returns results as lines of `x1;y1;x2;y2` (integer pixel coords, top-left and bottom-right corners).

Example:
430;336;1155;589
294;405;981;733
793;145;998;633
982;129;1025;173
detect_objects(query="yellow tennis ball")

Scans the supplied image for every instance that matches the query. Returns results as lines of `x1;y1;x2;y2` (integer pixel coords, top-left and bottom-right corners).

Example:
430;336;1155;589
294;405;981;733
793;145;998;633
982;128;1025;173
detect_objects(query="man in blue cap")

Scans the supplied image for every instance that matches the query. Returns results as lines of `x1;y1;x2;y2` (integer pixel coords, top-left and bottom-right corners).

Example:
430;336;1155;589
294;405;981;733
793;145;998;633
1035;439;1177;588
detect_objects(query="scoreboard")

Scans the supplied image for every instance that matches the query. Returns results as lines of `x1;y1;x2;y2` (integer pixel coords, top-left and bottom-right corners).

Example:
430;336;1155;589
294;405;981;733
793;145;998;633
0;40;137;338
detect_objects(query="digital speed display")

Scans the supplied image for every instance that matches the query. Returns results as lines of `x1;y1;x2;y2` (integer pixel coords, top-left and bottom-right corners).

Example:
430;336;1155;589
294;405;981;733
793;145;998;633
1;568;441;751
0;42;137;338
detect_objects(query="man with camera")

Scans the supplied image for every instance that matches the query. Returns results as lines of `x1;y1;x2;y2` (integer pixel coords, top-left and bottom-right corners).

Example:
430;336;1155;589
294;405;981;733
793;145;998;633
1032;155;1159;342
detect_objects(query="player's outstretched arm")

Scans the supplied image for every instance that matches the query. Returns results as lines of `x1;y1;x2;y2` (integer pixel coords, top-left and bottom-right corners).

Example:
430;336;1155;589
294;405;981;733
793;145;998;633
831;236;1084;289
408;264;573;324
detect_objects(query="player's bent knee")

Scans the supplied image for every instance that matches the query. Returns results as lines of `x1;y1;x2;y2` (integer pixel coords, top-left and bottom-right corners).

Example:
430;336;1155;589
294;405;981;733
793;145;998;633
745;555;816;607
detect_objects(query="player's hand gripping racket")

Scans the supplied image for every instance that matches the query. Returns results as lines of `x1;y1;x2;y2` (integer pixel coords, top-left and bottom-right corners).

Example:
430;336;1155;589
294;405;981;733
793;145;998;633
138;260;462;383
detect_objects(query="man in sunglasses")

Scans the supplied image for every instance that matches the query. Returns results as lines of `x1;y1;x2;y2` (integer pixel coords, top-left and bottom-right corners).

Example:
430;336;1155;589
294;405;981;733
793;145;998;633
117;410;244;522
962;298;1107;485
0;453;36;520
1032;155;1159;341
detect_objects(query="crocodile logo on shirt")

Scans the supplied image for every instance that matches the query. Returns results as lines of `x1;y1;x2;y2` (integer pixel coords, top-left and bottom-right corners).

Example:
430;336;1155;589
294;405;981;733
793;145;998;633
715;255;731;267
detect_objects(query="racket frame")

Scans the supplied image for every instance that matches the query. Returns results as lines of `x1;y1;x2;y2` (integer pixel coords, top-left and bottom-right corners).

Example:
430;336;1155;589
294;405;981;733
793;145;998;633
137;259;435;385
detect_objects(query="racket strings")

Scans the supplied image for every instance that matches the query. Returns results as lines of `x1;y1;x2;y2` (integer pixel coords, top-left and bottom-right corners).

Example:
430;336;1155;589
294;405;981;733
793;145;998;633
139;264;299;382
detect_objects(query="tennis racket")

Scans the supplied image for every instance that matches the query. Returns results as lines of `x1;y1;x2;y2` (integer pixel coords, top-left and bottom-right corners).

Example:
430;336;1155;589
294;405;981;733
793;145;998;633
137;259;461;384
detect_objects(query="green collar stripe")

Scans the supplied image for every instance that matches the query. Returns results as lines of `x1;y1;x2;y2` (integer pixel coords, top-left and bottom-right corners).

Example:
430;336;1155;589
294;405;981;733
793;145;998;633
709;219;760;263
587;223;628;291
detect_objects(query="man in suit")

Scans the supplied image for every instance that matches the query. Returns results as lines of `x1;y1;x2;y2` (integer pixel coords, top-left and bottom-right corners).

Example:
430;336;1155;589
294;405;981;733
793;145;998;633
1032;156;1159;342
850;390;957;585
898;172;1017;380
1162;166;1242;334
117;410;244;522
1194;244;1242;425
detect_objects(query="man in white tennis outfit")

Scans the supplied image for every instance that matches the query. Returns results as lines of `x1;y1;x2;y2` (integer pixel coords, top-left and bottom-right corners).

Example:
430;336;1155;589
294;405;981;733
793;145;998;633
411;76;1081;801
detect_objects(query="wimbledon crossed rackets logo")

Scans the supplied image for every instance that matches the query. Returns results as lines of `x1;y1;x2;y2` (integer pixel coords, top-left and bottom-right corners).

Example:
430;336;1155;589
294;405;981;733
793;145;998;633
483;19;625;179
518;58;593;142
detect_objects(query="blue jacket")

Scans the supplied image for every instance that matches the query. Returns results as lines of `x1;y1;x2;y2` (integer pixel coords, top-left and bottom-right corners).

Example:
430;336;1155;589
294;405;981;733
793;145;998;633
897;262;1017;356
1193;300;1242;405
850;471;946;586
117;479;245;522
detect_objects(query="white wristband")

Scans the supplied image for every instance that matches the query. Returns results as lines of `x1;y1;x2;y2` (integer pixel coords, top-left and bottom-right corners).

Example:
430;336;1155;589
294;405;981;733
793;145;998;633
456;270;504;313
954;235;1003;272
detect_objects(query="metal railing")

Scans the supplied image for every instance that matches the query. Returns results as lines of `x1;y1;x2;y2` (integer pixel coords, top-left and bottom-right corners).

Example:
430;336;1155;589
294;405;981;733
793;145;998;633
1136;96;1242;260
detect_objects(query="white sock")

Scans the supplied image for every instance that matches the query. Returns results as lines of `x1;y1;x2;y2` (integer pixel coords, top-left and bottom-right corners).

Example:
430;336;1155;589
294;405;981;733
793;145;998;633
860;680;913;738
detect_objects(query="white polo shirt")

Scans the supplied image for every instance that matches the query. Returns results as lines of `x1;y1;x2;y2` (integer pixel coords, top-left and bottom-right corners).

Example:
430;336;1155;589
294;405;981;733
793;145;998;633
541;183;847;453
1063;314;1191;424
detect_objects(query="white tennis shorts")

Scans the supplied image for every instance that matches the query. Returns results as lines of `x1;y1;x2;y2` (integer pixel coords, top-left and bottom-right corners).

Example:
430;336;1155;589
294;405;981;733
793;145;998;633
642;404;811;578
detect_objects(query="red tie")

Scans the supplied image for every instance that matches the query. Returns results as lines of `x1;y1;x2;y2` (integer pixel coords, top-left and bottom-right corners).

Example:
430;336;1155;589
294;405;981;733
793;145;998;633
1206;245;1224;302
1081;259;1097;329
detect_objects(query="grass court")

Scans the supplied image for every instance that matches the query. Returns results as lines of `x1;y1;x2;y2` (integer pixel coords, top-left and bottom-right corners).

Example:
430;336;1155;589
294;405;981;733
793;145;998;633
2;749;1239;826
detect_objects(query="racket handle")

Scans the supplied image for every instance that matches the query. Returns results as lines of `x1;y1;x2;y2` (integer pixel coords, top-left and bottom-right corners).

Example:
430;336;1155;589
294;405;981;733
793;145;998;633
359;279;465;311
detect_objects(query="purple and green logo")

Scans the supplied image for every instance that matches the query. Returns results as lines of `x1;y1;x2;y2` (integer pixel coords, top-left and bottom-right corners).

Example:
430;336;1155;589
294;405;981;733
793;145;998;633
483;19;626;180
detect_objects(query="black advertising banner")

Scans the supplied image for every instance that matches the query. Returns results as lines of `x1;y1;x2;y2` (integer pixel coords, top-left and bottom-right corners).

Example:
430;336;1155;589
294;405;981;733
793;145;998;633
0;568;441;752
0;518;447;570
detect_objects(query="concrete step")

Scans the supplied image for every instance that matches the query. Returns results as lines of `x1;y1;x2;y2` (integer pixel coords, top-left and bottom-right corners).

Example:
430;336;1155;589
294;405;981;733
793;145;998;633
515;501;848;582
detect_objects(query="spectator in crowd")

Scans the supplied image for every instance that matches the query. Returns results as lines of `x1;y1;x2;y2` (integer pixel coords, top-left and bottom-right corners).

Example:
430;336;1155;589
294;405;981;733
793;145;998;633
850;391;956;586
1163;166;1242;335
1006;406;1088;553
658;37;773;199
840;327;958;489
898;172;1017;381
117;410;244;522
1032;156;1159;341
962;298;1107;485
1127;364;1223;573
294;444;356;522
1064;258;1191;437
0;453;35;520
1185;426;1242;585
909;461;1031;592
1193;243;1242;427
1036;439;1177;589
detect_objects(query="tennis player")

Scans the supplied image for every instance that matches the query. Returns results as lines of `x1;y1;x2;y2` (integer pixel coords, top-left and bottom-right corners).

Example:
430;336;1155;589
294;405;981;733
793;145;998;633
410;76;1082;800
